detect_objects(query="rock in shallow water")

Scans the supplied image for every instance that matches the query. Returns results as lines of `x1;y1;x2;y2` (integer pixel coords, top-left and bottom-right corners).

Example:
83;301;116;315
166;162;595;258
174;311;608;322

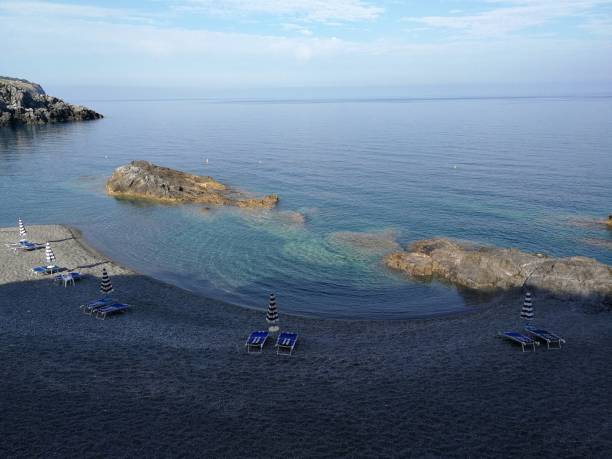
106;160;279;208
384;238;612;301
329;229;401;255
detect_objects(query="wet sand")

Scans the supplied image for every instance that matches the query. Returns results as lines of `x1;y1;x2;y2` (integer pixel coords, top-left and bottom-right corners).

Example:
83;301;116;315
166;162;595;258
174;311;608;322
1;225;611;458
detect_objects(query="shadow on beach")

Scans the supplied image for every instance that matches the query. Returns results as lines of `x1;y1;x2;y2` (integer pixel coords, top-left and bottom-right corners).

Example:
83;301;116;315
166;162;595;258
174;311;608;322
1;270;612;458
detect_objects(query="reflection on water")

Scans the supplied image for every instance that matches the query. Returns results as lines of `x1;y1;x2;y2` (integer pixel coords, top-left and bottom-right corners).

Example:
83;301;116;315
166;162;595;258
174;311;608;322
1;96;611;318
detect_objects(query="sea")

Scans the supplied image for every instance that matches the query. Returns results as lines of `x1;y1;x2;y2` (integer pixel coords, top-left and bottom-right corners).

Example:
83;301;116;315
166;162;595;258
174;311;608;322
1;93;611;318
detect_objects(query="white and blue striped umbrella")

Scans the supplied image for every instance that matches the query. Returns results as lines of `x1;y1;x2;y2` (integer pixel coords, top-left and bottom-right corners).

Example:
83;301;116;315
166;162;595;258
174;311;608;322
18;218;27;240
520;291;534;323
45;242;56;266
100;268;113;295
266;293;279;332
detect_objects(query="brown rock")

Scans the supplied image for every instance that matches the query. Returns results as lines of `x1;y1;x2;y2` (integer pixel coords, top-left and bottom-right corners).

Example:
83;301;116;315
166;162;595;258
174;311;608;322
106;160;279;209
384;237;612;301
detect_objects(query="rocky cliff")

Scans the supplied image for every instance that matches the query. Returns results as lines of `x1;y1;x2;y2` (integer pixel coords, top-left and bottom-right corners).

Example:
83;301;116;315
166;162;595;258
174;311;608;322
106;161;279;208
0;76;102;126
384;238;612;301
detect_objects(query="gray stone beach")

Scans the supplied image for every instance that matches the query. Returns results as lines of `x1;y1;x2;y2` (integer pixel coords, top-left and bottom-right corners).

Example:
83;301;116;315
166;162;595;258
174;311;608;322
1;225;611;457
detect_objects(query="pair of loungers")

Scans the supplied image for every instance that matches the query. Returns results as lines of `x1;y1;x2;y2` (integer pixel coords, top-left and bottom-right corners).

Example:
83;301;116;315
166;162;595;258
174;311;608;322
245;331;298;355
80;297;130;319
500;326;566;352
31;265;60;275
8;240;43;252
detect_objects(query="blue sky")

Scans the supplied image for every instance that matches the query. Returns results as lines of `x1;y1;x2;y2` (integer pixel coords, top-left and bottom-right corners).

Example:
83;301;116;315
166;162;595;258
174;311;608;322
1;0;611;93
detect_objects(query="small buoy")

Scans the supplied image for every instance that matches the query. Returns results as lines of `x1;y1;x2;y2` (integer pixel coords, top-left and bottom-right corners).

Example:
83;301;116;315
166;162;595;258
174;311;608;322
205;158;209;164
453;165;457;169
104;155;108;159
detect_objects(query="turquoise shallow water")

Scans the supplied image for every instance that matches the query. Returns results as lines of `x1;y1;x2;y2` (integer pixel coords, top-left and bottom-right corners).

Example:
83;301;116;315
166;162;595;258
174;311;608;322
1;96;611;318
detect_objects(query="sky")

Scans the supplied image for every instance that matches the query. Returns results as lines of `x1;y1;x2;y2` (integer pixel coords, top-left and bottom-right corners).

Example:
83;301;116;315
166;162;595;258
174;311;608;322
1;0;611;95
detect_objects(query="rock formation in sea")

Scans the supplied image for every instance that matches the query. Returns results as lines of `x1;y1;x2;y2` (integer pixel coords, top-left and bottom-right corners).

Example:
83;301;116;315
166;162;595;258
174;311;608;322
0;76;102;126
106;160;279;208
384;238;612;301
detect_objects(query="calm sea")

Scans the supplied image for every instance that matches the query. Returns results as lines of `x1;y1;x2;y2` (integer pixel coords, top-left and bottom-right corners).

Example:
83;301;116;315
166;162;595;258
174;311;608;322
1;95;611;318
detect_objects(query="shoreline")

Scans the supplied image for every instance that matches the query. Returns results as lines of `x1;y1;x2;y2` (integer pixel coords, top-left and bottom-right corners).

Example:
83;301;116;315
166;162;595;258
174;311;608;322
70;223;500;322
2;224;611;457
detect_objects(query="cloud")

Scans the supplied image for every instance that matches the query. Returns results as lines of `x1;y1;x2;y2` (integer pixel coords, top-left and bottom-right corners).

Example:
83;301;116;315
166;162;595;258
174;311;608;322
0;0;610;89
404;0;612;38
0;0;159;23
173;0;383;22
282;23;314;36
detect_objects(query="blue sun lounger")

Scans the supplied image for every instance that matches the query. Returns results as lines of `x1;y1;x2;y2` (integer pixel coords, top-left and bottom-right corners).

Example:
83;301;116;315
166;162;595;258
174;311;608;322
31;265;60;275
276;332;298;356
525;325;566;349
245;331;269;353
80;297;117;313
499;331;538;352
95;303;130;319
13;241;41;252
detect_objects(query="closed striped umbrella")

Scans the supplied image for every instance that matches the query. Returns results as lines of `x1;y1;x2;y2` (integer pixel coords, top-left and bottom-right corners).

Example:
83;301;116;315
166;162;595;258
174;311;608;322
100;268;113;295
266;293;279;332
18;218;27;240
45;242;56;266
520;291;534;323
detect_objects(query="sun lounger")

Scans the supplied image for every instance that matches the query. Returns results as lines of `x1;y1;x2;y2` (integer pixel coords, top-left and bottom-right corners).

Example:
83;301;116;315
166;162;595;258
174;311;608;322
80;297;117;313
245;331;269;353
94;303;130;319
31;265;60;275
525;325;566;349
17;242;39;251
8;241;41;251
499;331;538;352
5;240;28;248
275;332;298;356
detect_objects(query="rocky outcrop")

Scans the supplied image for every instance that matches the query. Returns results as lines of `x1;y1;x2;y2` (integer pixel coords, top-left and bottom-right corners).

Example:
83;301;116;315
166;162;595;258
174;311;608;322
0;76;102;126
106;160;279;208
607;215;612;228
384;238;612;300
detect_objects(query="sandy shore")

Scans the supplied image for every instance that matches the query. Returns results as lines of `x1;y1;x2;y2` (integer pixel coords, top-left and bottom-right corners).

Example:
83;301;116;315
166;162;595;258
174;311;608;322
1;225;611;458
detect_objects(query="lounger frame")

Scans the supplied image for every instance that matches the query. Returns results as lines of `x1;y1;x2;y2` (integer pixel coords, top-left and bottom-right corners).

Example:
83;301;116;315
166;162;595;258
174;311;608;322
245;331;269;353
95;303;130;319
31;265;60;275
80;297;117;313
525;326;566;349
276;332;298;356
499;331;538;352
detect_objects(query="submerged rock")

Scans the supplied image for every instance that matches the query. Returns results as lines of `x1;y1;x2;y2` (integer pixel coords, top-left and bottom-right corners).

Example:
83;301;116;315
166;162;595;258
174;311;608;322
384;238;612;301
277;210;306;226
582;238;612;251
106;160;279;208
330;229;401;255
0;76;102;126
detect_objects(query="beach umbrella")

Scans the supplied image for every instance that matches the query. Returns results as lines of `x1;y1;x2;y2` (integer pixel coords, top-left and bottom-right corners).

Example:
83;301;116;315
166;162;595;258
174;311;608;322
18;218;27;241
45;242;56;266
100;268;113;295
266;293;279;333
520;291;534;323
